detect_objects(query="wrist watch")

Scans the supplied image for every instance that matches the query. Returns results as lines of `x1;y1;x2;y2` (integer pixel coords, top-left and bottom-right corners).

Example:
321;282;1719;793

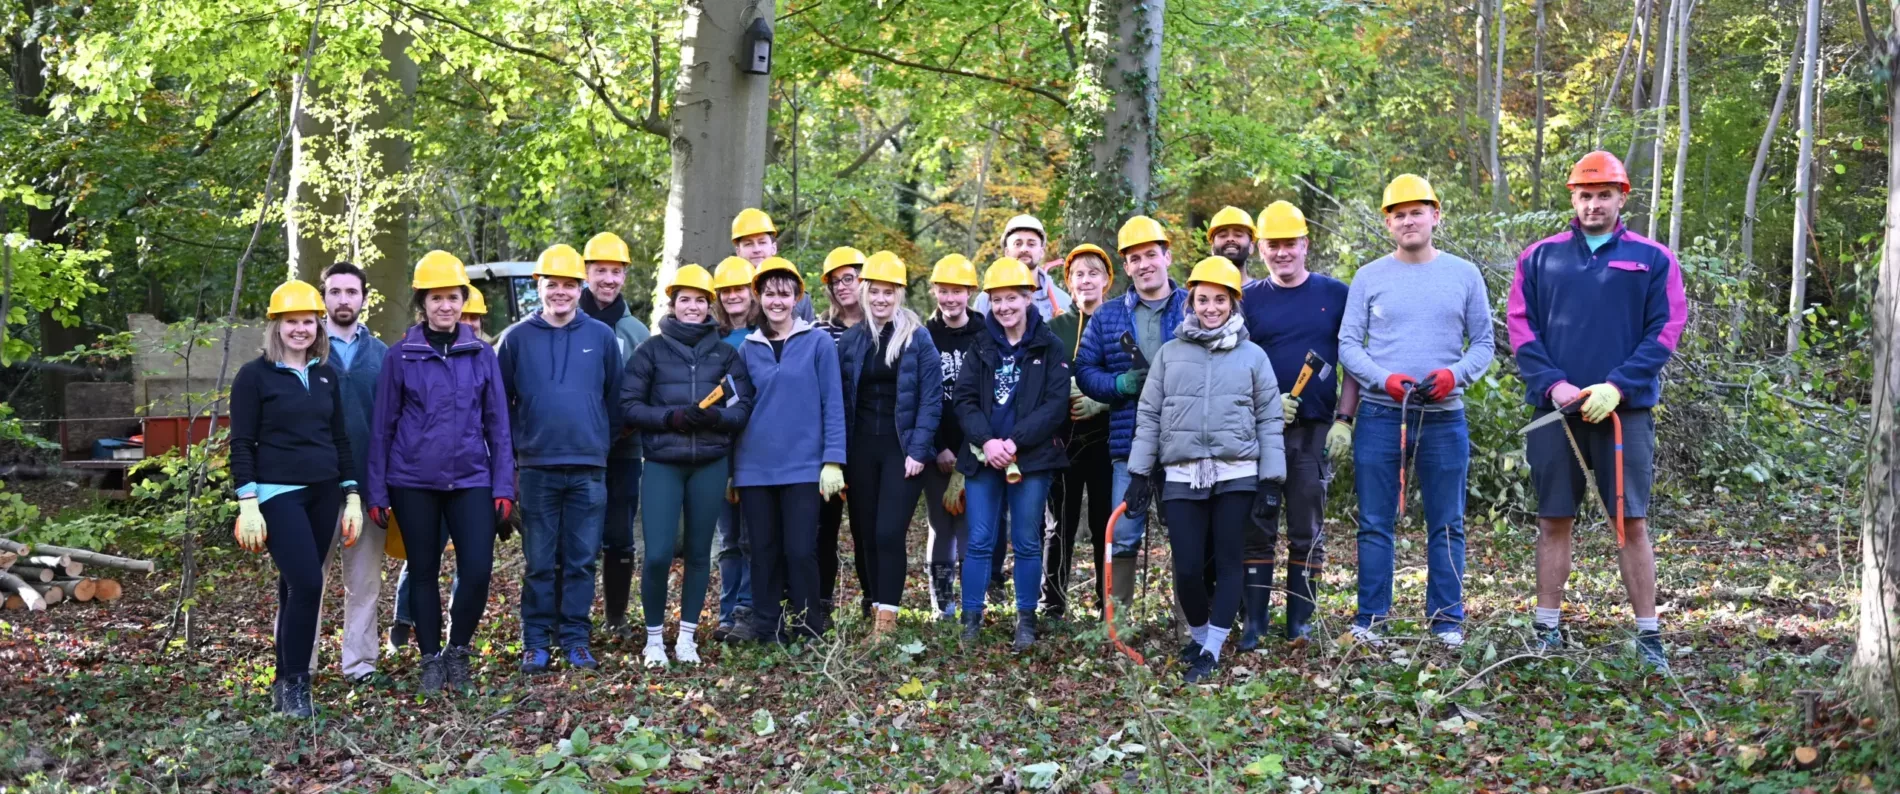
1334;413;1355;427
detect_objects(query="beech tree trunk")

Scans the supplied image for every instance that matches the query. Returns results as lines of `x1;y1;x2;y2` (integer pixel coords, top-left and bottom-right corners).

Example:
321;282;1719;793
1532;0;1547;206
1064;0;1165;251
1625;0;1656;193
1488;0;1508;212
1786;0;1822;353
655;0;776;323
1645;0;1679;237
1667;0;1695;251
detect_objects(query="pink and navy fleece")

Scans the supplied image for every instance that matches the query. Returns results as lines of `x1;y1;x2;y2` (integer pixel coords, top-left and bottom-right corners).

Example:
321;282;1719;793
1506;219;1689;410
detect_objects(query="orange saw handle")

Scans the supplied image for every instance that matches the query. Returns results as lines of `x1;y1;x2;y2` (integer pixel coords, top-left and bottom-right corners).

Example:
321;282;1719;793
1102;503;1146;666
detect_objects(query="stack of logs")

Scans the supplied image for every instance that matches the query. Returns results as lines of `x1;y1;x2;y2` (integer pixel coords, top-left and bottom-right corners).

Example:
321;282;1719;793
0;538;154;610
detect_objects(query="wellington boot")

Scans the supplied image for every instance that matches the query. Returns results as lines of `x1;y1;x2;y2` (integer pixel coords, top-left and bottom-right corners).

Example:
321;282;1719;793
1110;556;1137;607
929;562;958;621
1239;564;1274;652
1284;563;1318;641
602;553;635;629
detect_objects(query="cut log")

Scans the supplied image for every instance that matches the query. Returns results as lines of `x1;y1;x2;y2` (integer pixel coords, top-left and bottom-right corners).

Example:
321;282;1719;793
0;551;15;569
52;577;95;602
0;539;154;573
3;594;19;610
6;565;53;583
1794;745;1821;770
0;571;46;611
28;583;64;606
93;578;122;601
23;555;78;576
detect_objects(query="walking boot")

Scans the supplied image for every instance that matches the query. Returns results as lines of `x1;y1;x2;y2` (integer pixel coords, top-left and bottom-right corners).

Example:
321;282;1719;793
419;654;447;695
282;673;316;719
443;646;473;692
602;552;636;640
1110;556;1137;607
1283;563;1317;642
1011;612;1039;653
930;562;958;622
1239;564;1274;652
960;610;983;644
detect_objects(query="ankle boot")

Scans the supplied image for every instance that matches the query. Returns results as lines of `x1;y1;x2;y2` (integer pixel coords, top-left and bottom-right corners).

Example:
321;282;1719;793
929;562;958;621
602;552;635;631
1110;556;1136;607
1284;563;1317;641
1239;564;1274;651
1011;612;1038;653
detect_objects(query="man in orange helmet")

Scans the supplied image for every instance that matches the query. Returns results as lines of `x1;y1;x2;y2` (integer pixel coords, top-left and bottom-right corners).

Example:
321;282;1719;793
1507;151;1687;671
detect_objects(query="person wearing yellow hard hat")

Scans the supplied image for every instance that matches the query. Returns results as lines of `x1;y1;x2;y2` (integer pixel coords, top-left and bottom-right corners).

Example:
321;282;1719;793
950;257;1070;652
1124;256;1284;683
812;245;865;618
621;263;755;668
970;214;1073;321
729;257;846;642
1510;151;1681;670
1234;200;1357;648
1041;243;1116;621
1206;205;1257;274
578;232;652;641
1073;215;1188;610
1340;174;1495;651
231;280;366;717
920;253;982;622
730;208;816;322
705;255;762;642
836;251;941;638
368;250;516;696
493;244;624;674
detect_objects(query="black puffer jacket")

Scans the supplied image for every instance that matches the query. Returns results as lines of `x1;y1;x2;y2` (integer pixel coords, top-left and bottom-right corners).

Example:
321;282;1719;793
953;313;1072;477
621;316;754;465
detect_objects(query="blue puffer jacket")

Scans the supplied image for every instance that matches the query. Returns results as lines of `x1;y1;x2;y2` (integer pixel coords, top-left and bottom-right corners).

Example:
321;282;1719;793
838;319;943;463
1073;283;1188;459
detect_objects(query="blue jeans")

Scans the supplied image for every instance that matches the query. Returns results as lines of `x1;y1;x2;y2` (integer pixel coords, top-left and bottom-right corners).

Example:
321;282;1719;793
1352;402;1470;633
1109;460;1149;557
602;456;643;556
519;466;607;650
961;469;1051;615
716;500;752;623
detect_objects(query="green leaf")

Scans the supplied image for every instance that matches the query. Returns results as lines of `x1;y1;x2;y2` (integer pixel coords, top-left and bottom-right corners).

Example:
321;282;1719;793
751;708;776;736
1243;754;1285;778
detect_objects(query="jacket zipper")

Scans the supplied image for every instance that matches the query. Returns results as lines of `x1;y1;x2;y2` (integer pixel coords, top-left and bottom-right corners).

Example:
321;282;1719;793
689;355;699;462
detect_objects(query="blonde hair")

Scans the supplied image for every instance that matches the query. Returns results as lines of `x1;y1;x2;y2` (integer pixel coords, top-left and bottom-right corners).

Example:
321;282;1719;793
859;280;922;367
263;315;331;365
713;287;759;333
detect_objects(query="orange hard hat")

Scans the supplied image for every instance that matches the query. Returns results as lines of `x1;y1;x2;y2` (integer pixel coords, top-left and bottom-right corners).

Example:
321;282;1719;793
1567;151;1630;192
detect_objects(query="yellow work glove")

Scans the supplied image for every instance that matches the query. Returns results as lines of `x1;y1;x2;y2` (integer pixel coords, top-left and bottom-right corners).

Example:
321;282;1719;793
1326;420;1353;465
1069;382;1108;421
1580;383;1622;423
943;471;965;515
234;497;267;553
819;463;846;501
341;493;363;548
1282;394;1301;424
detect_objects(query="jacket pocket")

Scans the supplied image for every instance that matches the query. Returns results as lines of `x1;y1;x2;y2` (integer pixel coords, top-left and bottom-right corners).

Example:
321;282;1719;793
1605;259;1650;273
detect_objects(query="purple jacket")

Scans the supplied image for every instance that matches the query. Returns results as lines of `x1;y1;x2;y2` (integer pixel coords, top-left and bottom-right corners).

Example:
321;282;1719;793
367;324;516;507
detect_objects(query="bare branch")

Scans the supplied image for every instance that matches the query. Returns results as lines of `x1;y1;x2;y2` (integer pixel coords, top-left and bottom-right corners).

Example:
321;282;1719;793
803;26;1069;108
189;89;270;158
832;114;910;180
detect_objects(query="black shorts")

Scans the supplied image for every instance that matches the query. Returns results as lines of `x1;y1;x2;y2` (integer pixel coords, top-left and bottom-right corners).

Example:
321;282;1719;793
1525;408;1654;521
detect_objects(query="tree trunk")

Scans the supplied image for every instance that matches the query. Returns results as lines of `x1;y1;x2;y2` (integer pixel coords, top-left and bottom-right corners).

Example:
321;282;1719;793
1475;1;1492;198
1667;0;1695;251
967;122;1001;256
1532;0;1547;206
655;0;777;324
1852;9;1900;718
1063;0;1165;252
365;27;418;342
1488;0;1509;212
11;0;86;416
1625;0;1656;192
1739;23;1800;350
1787;0;1822;353
1645;0;1679;237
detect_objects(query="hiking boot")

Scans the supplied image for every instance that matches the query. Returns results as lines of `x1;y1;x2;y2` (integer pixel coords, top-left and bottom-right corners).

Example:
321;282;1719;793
872;609;899;639
1532;623;1564;653
1636;630;1670;672
1283;563;1317;642
419;654;448;695
443;646;473;691
386;622;412;654
567;646;599;671
281;674;316;718
270;678;288;713
1349;624;1386;649
1011;613;1038;653
1239;564;1273;652
1182;648;1219;684
960;611;983;644
605;620;636;642
519;648;552;674
724;616;763;644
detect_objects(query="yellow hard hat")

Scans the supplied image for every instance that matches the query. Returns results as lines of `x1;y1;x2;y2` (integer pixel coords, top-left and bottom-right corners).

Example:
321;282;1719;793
730;208;777;241
534;243;587;281
712;256;757;291
1256;201;1309;240
463;289;488;316
1186;256;1245;296
1381;174;1439;211
412;250;470;290
929;254;979;288
1206;206;1256;242
1117;215;1169;254
266;280;324;319
822;246;866;279
862;251;908;286
1064;243;1111;270
582;232;632;265
752;256;804;295
667;264;716;299
982;257;1036;292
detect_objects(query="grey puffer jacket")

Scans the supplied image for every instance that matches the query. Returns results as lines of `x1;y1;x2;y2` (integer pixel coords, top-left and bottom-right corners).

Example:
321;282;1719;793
1126;314;1285;482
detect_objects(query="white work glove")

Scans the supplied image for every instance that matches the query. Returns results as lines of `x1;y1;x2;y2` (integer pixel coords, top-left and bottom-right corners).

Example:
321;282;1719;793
341;493;363;547
235;498;268;553
1282;394;1301;424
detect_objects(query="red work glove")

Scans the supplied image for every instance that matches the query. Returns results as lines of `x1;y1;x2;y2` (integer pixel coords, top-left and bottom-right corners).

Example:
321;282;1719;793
1417;368;1456;403
494;498;515;525
1383;374;1418;403
369;506;390;529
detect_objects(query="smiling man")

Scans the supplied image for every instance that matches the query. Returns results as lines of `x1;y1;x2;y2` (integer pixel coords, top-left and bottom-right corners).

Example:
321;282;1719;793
730;208;815;322
971;214;1074;320
1338;174;1494;650
497;244;624;674
1206;205;1256;274
1507;151;1686;671
579;232;652;642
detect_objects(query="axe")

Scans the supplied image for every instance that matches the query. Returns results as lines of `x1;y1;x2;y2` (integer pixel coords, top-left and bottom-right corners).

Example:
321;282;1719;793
1289;350;1333;399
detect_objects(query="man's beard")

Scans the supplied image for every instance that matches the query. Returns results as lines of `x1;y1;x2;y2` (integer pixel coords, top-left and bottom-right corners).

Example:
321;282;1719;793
329;307;357;326
1218;246;1250;269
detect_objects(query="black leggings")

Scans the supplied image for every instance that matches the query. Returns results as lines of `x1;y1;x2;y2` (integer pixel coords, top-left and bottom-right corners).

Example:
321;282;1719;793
818;495;845;604
1043;436;1112;615
1163;491;1250;631
391;486;495;656
846;434;924;608
742;484;823;636
262;483;342;681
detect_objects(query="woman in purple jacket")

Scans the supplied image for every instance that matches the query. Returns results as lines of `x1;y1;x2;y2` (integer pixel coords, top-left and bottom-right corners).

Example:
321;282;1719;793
367;251;516;695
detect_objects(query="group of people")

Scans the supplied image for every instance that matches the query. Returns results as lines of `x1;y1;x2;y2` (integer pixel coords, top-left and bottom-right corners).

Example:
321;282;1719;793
230;150;1686;716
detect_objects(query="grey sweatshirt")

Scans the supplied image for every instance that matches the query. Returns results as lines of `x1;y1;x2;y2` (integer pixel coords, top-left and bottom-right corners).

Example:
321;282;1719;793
1339;251;1495;411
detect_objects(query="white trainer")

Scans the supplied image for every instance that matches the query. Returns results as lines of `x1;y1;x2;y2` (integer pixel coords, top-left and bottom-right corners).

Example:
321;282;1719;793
675;640;702;665
1435;630;1466;649
642;642;668;669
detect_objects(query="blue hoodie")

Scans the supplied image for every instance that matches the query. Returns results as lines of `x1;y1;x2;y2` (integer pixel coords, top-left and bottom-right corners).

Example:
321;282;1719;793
497;311;624;468
732;320;847;487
